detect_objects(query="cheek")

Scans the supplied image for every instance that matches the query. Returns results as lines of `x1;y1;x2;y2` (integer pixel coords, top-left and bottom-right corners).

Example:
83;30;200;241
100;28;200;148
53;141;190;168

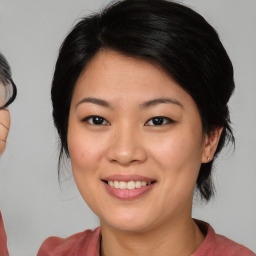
67;128;106;211
149;130;203;169
148;129;203;195
68;130;104;175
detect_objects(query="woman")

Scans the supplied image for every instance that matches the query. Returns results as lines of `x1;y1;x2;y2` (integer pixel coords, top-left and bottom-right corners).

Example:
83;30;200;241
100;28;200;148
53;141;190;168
38;0;255;255
0;52;17;256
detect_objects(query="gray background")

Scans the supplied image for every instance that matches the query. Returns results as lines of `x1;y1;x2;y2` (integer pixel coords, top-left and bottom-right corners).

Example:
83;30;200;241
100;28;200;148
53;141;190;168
0;0;255;255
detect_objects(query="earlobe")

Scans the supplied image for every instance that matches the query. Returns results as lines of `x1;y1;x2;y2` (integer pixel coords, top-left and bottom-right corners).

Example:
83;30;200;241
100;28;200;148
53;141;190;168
201;127;223;163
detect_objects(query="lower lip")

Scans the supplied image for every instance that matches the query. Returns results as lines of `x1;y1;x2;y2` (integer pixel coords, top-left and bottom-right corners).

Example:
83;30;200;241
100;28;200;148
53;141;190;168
103;182;155;200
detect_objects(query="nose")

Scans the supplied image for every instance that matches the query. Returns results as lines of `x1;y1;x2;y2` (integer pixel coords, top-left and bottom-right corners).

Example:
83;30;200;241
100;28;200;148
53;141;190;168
106;124;147;166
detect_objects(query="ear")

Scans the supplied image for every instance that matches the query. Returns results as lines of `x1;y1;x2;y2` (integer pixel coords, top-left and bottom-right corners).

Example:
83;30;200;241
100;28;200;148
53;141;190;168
201;126;223;163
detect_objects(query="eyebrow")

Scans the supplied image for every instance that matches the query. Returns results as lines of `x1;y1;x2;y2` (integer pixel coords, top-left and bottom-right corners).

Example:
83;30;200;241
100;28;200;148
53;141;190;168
140;97;183;108
75;97;183;109
76;97;112;109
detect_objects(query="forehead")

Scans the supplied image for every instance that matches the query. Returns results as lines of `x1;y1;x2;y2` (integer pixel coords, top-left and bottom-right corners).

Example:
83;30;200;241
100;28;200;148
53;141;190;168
72;50;194;106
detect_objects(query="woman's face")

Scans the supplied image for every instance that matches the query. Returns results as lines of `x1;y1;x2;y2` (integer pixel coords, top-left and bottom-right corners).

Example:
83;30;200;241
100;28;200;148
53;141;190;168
68;50;215;232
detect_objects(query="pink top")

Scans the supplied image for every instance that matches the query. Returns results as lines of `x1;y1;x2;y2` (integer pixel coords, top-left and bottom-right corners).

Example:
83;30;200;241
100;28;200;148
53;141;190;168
0;211;8;256
37;221;255;256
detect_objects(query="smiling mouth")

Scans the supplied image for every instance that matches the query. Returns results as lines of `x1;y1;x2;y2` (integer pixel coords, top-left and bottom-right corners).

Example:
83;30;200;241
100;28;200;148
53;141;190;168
102;180;156;190
102;176;156;200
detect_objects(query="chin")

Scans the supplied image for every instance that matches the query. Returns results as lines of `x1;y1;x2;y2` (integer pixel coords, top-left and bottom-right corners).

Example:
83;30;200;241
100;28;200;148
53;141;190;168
100;210;157;233
109;221;151;233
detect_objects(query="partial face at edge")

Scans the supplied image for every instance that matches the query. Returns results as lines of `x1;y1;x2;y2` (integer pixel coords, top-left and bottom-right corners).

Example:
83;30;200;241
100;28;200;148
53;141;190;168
67;50;221;232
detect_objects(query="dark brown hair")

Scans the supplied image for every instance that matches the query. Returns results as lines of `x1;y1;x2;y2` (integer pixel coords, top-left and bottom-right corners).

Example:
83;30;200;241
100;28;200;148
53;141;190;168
51;0;235;201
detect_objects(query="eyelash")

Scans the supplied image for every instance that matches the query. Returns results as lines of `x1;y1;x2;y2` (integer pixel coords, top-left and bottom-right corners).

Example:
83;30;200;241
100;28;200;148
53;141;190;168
145;116;174;126
82;115;174;126
82;115;110;125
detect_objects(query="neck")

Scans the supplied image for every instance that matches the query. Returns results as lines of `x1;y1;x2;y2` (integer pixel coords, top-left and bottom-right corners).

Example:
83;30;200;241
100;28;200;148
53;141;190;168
100;217;204;256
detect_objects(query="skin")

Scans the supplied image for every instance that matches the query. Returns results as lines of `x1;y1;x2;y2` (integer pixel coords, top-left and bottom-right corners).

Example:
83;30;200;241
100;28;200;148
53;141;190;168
68;50;222;256
0;107;10;155
0;82;10;154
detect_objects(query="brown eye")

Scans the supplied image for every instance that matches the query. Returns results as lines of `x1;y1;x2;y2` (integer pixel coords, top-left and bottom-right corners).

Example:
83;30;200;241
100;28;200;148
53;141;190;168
83;115;110;125
145;116;174;126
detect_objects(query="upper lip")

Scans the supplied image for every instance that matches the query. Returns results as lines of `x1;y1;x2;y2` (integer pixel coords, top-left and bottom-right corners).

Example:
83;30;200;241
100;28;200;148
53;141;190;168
101;174;156;182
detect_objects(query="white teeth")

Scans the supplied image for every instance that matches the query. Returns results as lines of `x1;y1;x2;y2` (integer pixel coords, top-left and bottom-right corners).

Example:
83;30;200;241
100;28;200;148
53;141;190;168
135;181;141;188
113;181;119;189
141;181;147;187
119;181;127;189
127;181;135;189
107;180;153;189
